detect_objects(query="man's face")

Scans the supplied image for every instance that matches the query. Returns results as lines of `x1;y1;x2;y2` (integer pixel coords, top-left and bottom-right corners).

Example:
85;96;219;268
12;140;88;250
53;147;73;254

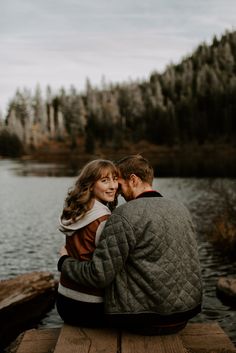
118;177;135;201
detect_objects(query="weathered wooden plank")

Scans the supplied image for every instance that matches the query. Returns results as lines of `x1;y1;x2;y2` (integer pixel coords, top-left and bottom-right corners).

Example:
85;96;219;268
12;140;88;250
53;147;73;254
16;328;60;353
0;271;58;348
14;323;236;353
181;322;222;335
53;324;118;353
121;332;187;353
180;323;236;353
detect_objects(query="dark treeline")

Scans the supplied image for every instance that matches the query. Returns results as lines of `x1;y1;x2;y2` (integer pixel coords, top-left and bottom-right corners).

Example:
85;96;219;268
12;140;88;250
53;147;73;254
53;30;236;149
1;30;236;162
58;30;235;149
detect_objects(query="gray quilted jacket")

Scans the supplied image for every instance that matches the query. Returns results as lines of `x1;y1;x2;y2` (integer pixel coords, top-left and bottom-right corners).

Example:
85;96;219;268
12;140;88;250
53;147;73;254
61;195;202;317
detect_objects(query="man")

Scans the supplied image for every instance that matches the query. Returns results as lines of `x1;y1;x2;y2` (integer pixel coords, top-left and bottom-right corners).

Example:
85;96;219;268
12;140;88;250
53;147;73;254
58;155;202;334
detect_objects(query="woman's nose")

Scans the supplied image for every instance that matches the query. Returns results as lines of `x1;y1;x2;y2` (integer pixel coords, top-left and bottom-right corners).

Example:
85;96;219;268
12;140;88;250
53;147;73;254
109;180;118;189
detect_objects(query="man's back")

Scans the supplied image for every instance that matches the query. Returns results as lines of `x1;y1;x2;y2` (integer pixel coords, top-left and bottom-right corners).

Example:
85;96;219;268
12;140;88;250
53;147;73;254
102;195;202;316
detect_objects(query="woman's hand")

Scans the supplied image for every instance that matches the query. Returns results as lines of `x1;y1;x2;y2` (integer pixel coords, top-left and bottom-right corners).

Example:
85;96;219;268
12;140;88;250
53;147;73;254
59;245;68;257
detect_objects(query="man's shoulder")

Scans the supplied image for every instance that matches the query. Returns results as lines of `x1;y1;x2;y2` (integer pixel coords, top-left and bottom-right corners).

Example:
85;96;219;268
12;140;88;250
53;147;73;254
112;200;134;215
113;197;189;217
116;196;184;206
110;199;142;218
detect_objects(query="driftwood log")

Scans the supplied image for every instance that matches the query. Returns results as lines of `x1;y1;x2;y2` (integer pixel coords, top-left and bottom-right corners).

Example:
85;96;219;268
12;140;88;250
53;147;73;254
216;277;236;306
0;271;58;349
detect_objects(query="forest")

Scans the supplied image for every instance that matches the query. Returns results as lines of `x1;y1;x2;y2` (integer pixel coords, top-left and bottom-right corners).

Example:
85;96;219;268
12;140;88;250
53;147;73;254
0;30;236;176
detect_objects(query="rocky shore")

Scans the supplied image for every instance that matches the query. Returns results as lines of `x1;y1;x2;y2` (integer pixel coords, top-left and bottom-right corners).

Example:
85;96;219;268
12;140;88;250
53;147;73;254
216;277;236;307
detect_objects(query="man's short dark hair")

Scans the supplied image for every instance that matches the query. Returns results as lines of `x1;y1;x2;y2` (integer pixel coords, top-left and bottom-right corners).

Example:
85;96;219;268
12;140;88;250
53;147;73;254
116;155;154;184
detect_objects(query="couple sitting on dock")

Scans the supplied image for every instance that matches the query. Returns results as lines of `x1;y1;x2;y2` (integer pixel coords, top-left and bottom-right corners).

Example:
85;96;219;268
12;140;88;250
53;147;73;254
56;155;202;335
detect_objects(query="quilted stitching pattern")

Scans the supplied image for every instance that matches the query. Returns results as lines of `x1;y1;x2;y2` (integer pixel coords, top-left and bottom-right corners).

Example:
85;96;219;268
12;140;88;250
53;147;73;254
63;197;202;315
102;198;202;314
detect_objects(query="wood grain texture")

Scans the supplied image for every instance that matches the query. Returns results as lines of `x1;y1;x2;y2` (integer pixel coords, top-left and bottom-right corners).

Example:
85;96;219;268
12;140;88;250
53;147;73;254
53;324;118;353
0;271;58;348
180;323;236;353
15;323;236;353
121;333;187;353
16;328;60;353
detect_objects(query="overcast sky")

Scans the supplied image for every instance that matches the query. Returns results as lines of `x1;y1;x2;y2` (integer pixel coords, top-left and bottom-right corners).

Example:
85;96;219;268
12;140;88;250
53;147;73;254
0;0;235;116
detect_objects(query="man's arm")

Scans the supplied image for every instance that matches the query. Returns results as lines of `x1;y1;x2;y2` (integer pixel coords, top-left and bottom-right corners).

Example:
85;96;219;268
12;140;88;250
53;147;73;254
59;213;136;288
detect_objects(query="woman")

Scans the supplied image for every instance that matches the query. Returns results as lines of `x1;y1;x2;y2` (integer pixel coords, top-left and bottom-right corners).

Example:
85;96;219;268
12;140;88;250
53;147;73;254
56;159;119;327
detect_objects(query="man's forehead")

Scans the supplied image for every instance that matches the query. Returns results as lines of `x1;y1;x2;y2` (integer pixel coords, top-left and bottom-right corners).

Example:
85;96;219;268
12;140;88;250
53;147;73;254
118;177;125;182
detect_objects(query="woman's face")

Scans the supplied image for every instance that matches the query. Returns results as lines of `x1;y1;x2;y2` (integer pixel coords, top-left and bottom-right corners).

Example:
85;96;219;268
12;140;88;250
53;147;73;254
92;171;118;203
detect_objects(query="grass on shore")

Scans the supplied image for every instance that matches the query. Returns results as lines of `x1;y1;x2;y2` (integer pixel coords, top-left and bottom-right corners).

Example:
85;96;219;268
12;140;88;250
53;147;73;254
207;182;236;256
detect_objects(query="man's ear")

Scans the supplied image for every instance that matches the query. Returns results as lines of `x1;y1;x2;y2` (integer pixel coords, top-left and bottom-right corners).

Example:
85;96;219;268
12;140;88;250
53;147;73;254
129;174;139;187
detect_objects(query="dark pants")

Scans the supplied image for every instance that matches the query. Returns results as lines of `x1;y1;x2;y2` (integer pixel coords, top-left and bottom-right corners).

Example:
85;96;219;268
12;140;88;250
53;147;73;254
106;313;187;335
56;293;187;335
56;293;105;327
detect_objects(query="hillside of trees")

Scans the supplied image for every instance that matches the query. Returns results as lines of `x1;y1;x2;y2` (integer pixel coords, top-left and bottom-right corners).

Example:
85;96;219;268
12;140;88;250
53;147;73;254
1;30;236;176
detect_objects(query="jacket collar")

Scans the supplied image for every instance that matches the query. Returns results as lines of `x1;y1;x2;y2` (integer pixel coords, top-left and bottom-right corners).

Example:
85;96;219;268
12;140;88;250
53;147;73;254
136;190;162;199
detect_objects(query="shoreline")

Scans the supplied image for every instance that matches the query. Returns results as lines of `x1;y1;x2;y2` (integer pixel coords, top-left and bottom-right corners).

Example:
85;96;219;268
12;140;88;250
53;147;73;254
19;141;236;177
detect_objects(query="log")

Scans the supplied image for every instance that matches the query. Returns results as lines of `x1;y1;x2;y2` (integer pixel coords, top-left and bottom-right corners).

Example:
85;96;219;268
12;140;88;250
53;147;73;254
216;276;236;306
0;271;58;350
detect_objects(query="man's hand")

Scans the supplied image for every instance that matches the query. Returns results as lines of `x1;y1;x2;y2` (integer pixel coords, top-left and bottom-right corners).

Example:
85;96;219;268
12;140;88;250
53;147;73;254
59;245;68;257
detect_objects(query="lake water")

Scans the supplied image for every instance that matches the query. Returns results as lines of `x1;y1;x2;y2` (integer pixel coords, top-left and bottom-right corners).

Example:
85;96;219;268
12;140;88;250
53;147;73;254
0;159;236;344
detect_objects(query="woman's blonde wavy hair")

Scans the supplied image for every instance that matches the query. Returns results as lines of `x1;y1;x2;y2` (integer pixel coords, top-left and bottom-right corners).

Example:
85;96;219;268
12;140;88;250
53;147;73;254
61;159;118;221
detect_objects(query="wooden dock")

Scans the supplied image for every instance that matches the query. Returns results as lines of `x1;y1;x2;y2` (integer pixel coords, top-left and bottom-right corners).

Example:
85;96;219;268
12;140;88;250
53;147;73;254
14;322;236;353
